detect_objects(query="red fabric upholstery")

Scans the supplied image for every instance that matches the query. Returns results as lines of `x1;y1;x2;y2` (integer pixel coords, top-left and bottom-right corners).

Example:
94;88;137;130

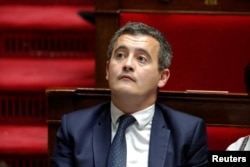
0;4;95;158
0;125;47;154
120;13;250;93
207;126;250;150
0;5;96;91
0;0;94;6
0;5;94;31
0;58;95;91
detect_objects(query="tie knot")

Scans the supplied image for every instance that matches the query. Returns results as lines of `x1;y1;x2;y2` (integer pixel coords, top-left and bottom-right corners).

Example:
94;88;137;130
118;115;136;130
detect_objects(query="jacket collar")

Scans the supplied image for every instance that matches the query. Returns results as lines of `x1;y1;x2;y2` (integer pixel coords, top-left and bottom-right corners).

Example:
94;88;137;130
148;104;170;167
93;106;111;167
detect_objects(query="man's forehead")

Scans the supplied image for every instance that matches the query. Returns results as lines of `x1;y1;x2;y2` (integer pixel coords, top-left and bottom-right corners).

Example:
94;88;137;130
115;34;159;47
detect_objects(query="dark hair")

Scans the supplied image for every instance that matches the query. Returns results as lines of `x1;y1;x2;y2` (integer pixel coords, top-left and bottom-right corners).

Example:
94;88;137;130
107;22;172;70
245;62;250;95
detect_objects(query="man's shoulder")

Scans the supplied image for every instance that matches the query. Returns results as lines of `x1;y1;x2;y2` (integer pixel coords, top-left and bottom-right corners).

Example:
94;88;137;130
61;102;110;125
67;102;110;116
156;102;207;139
56;102;111;143
156;102;204;123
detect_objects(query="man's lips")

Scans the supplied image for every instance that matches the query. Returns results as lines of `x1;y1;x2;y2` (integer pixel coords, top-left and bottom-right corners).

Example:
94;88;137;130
118;74;135;81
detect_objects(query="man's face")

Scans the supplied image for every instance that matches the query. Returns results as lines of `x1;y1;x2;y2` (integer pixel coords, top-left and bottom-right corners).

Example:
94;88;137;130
106;34;170;100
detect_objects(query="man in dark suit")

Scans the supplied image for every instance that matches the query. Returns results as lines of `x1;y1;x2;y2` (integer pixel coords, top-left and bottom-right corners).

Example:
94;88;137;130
51;22;208;167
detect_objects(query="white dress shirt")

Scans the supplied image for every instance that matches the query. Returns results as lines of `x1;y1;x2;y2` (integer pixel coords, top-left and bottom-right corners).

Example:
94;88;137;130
110;102;155;167
226;135;250;151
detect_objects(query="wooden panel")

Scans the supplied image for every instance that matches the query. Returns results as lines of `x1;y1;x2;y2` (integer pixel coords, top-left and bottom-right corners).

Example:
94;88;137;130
47;88;250;126
95;14;119;88
157;91;250;126
95;0;120;87
95;0;119;11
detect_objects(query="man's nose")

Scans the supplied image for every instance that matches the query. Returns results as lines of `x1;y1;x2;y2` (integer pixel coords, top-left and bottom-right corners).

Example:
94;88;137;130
123;56;134;72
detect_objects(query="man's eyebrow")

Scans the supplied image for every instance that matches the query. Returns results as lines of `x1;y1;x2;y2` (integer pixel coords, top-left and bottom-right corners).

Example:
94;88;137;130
135;48;151;57
113;45;127;53
114;46;152;59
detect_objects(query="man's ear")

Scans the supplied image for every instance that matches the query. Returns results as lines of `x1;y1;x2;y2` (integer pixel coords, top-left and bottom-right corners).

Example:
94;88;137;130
105;61;110;80
158;69;170;88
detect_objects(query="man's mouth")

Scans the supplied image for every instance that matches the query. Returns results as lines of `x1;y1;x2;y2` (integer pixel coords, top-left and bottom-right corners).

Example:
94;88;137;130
119;74;135;82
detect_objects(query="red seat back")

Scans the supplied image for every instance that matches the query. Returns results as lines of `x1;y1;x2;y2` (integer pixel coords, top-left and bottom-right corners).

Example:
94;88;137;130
120;13;250;93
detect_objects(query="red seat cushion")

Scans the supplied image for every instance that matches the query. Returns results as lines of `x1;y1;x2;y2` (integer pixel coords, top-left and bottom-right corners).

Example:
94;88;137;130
207;126;250;150
0;125;47;154
0;6;96;91
0;58;95;91
0;5;94;31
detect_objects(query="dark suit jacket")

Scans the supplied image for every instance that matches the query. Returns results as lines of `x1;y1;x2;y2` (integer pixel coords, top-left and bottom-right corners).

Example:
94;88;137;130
51;102;208;167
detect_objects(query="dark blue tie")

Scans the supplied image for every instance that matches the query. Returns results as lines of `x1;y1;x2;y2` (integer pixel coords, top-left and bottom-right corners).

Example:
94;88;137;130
107;115;136;167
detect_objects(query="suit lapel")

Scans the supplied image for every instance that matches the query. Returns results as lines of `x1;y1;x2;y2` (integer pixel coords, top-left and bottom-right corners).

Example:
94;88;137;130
148;106;170;167
93;107;111;167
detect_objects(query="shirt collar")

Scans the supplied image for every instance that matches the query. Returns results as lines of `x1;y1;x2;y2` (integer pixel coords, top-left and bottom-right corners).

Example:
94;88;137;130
110;102;155;129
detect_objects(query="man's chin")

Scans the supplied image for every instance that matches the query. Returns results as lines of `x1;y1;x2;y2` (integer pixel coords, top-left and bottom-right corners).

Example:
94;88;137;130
111;85;137;96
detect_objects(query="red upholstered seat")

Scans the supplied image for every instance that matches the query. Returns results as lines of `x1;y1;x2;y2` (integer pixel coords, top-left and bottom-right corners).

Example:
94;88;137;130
0;5;96;91
0;4;95;165
207;126;250;150
0;58;95;91
0;5;95;58
0;58;95;156
0;5;94;31
0;125;47;154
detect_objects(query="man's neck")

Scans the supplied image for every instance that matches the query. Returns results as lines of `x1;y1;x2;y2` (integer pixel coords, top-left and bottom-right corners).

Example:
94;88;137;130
111;95;156;114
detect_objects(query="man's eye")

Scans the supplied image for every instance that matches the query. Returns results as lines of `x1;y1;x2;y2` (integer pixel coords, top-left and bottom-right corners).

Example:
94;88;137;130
116;53;125;59
137;56;147;63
